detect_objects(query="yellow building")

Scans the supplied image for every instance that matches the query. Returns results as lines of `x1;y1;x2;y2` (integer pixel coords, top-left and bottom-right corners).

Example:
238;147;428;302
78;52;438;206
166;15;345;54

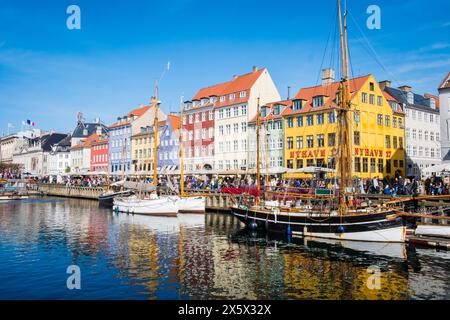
284;73;405;179
131;121;165;176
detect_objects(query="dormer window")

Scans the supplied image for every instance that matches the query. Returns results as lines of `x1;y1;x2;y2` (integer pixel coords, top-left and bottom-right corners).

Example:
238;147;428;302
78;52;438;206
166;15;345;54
193;100;199;107
240;91;246;98
229;93;235;101
273;104;281;116
220;96;225;102
201;98;208;105
312;96;325;108
293;99;303;111
210;97;217;104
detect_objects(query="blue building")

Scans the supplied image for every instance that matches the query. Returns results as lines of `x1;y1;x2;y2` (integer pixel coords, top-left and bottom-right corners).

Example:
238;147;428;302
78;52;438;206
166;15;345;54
159;114;181;171
109;119;132;175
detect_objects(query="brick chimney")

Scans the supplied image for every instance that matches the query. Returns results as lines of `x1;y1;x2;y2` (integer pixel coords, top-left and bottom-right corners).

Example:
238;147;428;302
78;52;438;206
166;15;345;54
378;80;392;90
322;68;335;85
398;85;412;92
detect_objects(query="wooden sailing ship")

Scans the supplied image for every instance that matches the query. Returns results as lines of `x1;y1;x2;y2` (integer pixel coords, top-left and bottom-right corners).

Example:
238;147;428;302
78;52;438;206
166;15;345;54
231;0;406;243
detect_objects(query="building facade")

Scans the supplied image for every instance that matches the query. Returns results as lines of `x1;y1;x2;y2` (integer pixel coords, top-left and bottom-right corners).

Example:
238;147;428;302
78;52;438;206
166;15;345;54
13;132;67;176
159;114;181;170
284;72;405;179
91;136;109;173
70;134;100;174
382;82;441;178
248;101;288;175
214;67;281;173
48;134;72;175
439;72;450;161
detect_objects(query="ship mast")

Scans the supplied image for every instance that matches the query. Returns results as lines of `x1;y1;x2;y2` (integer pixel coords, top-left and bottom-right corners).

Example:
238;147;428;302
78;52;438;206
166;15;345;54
179;96;185;197
153;80;159;189
337;0;352;214
256;97;261;206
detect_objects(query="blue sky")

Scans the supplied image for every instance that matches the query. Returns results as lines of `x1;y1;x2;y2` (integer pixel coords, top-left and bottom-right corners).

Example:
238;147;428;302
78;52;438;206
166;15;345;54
1;0;449;134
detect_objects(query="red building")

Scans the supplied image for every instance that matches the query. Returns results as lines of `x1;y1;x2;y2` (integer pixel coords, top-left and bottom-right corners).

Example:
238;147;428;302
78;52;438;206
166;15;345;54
183;82;229;172
90;136;109;173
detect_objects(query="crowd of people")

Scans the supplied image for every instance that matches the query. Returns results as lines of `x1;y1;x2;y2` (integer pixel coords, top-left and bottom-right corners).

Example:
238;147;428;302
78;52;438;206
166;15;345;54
7;170;450;197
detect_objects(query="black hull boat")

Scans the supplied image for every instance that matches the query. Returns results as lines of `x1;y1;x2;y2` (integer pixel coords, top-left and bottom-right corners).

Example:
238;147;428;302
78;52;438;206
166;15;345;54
99;190;134;207
231;206;406;243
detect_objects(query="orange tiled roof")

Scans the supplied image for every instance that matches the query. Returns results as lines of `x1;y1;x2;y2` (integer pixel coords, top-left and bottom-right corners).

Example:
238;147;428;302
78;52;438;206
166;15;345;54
190;68;266;108
289;75;371;114
167;114;180;131
424;93;440;108
128;105;151;117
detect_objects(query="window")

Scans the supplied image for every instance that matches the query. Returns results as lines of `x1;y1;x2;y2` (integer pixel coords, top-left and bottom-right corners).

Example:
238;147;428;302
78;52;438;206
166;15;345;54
355;157;361;172
354;111;360;124
370;158;376;172
317;134;325;147
202;112;206;121
307;115;314;126
219;110;224;119
313;96;324;107
393;117;397;128
209;111;214;121
296;159;303;169
386;160;391;174
328;111;336;123
363;158;369;172
293;100;303;111
369;82;375;91
296;136;303;149
241;105;247;115
385;116;390;127
208;127;213;138
386;135;391;148
226;108;231;117
378;159;383;173
317;113;324;125
354;131;360;145
287;137;294;149
307;135;314;148
287;160;294;169
233;140;238;151
220;96;225;102
242;139;247;151
202;128;207;139
230;93;235;101
369;94;375;105
233;106;239;117
297;116;304;127
424;131;428;141
287;117;294;128
377;114;383;125
418;130;423;140
328;133;336;147
183;116;187;125
393;136;398;149
241;122;247;133
362;92;367;103
430;132;435;141
219;125;224;135
377;96;383;106
240;91;246;98
399;137;403;148
233;123;239;133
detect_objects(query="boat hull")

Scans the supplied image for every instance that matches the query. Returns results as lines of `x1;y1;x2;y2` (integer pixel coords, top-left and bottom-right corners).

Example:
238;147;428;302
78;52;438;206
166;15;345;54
113;197;178;217
231;206;406;243
99;191;134;207
177;197;206;214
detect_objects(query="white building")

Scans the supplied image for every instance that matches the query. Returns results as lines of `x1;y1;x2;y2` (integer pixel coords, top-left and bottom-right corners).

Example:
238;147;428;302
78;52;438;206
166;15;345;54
382;82;441;178
213;67;281;173
439;72;450;161
48;135;72;175
12;132;67;176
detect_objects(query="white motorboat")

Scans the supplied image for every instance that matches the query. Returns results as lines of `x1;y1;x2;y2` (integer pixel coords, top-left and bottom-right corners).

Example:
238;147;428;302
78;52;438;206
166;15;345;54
113;194;179;217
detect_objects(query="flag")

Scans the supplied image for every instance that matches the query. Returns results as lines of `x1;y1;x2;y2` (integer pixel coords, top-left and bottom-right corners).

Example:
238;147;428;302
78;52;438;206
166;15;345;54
26;119;31;125
31;121;35;126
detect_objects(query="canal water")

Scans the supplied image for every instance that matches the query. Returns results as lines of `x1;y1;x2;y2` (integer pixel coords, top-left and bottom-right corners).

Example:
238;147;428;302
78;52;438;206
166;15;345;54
0;198;448;300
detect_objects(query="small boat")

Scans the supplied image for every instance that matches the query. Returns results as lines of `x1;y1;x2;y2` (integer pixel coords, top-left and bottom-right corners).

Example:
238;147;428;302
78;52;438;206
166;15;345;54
113;194;179;217
99;190;134;207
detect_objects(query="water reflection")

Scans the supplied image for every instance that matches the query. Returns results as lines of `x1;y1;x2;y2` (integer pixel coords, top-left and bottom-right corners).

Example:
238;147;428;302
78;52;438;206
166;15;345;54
0;198;448;300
